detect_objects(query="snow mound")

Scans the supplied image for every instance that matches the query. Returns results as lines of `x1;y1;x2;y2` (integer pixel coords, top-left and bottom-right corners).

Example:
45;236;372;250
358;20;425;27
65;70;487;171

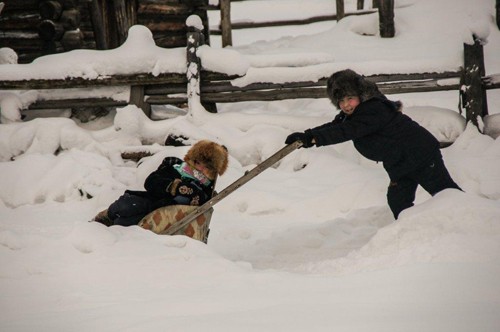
405;106;465;143
313;190;500;275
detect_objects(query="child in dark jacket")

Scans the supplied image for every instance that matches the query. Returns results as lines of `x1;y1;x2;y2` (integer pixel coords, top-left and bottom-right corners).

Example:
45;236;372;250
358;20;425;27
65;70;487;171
285;69;461;219
93;140;228;226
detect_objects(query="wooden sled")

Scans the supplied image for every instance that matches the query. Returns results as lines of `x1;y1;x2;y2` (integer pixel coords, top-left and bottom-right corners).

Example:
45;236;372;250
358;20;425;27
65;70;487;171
138;205;214;243
138;141;302;243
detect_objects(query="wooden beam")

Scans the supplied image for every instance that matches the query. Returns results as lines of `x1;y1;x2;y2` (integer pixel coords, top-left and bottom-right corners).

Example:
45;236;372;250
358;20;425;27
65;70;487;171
0;73;187;89
210;10;377;34
27;98;127;110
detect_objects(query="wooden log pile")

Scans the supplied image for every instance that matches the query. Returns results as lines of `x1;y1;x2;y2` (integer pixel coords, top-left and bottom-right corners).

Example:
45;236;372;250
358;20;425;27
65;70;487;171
0;0;211;63
0;0;84;63
137;0;210;48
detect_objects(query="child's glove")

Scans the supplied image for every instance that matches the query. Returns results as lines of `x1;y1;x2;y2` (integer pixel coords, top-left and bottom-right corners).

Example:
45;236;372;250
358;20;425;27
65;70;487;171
167;178;182;196
285;131;315;148
172;180;209;206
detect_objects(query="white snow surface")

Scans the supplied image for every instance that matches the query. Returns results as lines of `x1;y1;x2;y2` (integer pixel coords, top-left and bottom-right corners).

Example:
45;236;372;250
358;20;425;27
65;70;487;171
1;0;500;331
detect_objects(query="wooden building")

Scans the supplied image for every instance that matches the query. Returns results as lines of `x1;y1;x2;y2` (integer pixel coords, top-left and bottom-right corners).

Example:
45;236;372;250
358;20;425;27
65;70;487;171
0;0;210;64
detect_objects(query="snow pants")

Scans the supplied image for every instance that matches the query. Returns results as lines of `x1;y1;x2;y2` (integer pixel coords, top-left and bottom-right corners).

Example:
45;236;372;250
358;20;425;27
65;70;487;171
107;192;154;226
386;154;461;219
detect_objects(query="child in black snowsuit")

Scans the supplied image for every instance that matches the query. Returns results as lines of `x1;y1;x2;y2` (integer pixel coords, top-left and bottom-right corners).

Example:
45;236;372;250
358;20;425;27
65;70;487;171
285;69;461;219
93;140;228;226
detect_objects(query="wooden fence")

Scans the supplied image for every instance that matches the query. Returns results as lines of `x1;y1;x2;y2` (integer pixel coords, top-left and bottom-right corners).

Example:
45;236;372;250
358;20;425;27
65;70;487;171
209;0;395;47
0;25;499;129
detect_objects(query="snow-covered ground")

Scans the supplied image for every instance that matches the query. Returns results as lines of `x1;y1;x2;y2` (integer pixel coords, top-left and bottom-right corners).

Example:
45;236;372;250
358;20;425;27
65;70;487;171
1;0;500;331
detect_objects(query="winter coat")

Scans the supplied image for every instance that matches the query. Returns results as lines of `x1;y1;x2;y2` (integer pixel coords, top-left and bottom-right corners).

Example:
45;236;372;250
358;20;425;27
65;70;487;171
127;157;214;210
307;97;441;181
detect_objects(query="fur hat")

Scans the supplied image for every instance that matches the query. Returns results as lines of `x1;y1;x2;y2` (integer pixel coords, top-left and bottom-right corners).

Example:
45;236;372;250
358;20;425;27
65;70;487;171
184;140;229;180
326;69;384;108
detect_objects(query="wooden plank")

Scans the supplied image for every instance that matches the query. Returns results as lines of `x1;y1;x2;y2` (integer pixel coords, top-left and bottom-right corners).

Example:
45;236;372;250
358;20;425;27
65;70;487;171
483;73;500;89
27;98;128;110
0;73;187;89
146;95;187;105
139;20;185;32
137;3;192;15
210;10;377;34
153;34;187;48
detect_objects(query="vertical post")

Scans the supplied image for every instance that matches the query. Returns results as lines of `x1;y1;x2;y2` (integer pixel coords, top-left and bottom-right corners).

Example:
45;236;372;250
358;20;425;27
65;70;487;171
336;0;345;21
130;86;151;117
461;35;488;127
496;0;500;29
113;0;130;45
88;0;108;49
186;16;202;115
378;0;395;38
220;0;232;47
357;0;364;10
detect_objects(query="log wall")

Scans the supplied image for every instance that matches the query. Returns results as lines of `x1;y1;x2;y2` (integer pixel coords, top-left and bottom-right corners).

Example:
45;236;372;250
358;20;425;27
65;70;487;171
0;0;210;63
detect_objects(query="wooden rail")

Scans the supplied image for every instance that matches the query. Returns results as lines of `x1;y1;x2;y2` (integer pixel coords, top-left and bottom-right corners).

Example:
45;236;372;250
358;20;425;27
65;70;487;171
0;23;496;130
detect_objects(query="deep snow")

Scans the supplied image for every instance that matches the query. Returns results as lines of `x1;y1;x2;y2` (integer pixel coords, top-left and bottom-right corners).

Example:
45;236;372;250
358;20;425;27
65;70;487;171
1;0;500;331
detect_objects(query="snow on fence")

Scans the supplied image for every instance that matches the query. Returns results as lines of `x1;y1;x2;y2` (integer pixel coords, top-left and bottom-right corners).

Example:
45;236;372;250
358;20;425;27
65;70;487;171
0;24;498;129
208;0;381;47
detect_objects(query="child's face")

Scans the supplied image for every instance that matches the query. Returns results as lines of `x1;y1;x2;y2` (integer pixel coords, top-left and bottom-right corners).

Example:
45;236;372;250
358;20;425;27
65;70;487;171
193;160;214;180
338;96;360;115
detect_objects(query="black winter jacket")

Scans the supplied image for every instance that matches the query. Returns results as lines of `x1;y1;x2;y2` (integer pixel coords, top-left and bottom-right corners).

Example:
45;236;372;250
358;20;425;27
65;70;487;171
126;157;214;210
307;97;440;181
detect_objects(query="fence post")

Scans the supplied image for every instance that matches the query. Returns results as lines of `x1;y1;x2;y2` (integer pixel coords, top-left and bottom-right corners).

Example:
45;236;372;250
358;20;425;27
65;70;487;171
336;0;345;21
496;0;500;29
220;0;232;47
378;0;394;38
186;17;202;116
129;85;151;117
461;35;488;128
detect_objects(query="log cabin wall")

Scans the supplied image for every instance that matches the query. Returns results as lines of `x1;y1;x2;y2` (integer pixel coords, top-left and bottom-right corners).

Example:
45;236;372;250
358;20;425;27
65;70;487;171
0;0;210;64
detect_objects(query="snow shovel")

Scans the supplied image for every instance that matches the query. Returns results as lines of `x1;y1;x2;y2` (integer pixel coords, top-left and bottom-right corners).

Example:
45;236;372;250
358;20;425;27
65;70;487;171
138;140;303;240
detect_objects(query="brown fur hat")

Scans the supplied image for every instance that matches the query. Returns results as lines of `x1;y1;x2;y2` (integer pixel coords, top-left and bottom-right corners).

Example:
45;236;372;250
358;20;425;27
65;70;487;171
326;69;384;108
184;140;229;179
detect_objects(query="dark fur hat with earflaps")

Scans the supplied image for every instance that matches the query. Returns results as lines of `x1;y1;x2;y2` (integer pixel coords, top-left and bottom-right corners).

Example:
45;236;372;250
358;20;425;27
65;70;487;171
184;140;229;180
326;69;385;108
